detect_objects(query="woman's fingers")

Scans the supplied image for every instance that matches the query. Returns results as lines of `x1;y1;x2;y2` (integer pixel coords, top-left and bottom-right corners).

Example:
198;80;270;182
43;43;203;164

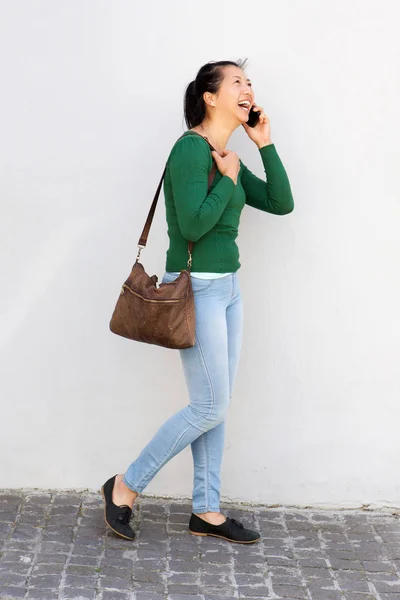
252;104;268;124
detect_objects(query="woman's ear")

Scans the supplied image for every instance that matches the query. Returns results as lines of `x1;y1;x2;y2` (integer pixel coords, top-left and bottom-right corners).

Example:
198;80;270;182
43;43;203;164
203;91;215;107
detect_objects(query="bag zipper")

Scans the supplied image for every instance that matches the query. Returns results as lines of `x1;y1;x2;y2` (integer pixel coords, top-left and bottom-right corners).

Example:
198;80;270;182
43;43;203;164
121;283;182;303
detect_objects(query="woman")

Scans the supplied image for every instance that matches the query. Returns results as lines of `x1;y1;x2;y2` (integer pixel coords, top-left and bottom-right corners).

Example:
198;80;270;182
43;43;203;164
102;58;294;544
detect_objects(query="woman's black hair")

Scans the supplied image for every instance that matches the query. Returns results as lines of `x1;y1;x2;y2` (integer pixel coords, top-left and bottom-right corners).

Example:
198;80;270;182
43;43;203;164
183;58;249;129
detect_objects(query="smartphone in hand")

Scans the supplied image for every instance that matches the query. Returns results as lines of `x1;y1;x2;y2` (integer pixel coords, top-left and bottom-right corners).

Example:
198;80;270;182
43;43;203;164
247;106;261;128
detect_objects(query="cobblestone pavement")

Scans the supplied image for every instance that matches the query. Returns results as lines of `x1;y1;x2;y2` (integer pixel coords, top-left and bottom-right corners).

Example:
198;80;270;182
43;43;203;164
1;490;400;600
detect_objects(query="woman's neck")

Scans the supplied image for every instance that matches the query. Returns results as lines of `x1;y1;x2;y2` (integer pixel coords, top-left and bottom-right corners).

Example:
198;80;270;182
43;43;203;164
194;120;234;155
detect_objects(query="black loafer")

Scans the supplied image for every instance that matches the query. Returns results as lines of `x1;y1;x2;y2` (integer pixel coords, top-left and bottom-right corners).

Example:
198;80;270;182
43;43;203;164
101;474;136;540
189;513;260;544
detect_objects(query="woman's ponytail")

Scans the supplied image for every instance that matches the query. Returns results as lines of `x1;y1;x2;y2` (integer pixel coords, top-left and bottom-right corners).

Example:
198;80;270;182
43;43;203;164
183;80;205;130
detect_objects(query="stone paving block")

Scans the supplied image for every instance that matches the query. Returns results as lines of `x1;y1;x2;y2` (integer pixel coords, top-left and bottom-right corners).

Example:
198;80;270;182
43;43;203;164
72;545;103;557
26;589;60;600
168;571;199;584
135;593;164;600
200;550;232;564
200;572;232;585
137;547;168;559
233;552;265;565
169;503;192;513
50;505;79;516
235;572;266;585
9;525;42;543
64;574;97;588
29;573;63;588
309;590;342;600
41;528;74;543
342;595;376;600
201;562;234;575
0;495;22;509
66;565;98;577
0;561;31;575
104;536;135;550
168;595;204;600
0;548;34;564
203;596;237;600
99;565;132;579
0;586;26;599
100;556;133;569
307;578;337;591
68;555;99;566
265;555;296;566
237;585;270;597
371;576;400;594
271;575;305;587
272;583;308;598
169;512;191;524
169;548;198;561
63;587;97;600
103;547;136;560
385;544;400;559
36;552;68;564
0;518;19;530
133;581;164;592
167;583;201;594
0;572;28;586
168;560;200;572
352;543;387;560
101;591;131;600
132;567;164;583
53;494;82;505
31;563;65;575
301;565;332;578
40;541;71;554
202;586;236;596
133;558;165;571
361;559;394;572
99;575;132;590
329;557;364;570
335;575;370;592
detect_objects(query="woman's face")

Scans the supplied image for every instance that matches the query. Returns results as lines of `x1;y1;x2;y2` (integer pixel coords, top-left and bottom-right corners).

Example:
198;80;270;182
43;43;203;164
206;65;255;125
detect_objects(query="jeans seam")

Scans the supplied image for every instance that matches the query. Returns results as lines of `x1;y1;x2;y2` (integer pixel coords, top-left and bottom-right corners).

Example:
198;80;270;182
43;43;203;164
205;429;209;511
194;329;216;423
127;418;195;492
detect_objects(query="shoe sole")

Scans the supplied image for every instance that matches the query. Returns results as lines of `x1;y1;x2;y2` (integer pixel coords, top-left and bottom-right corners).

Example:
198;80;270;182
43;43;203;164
189;529;260;544
100;485;135;541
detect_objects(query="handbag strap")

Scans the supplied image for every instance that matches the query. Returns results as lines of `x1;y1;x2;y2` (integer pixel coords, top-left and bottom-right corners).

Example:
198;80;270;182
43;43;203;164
136;132;218;269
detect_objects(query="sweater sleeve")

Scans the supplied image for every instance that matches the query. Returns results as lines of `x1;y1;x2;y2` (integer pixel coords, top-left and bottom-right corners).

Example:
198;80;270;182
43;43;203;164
167;135;236;242
240;143;294;215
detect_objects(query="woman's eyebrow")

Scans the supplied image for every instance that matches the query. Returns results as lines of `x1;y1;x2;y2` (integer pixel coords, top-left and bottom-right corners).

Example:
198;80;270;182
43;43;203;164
231;75;252;82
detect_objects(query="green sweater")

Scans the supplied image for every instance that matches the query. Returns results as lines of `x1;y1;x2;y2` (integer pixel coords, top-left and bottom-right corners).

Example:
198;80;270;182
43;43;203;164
163;130;294;273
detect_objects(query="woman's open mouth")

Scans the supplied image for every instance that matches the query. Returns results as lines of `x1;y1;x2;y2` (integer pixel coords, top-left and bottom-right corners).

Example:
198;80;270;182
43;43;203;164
238;101;251;113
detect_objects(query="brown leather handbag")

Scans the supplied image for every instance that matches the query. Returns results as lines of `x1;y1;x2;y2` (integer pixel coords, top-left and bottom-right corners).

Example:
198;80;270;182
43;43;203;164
109;132;217;349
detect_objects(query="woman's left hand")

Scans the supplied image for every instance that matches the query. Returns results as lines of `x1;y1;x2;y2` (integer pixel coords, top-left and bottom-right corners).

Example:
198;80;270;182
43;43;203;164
242;103;272;147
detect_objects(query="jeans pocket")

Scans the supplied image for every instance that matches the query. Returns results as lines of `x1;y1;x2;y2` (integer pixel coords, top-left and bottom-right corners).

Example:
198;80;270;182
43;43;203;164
161;272;215;293
190;277;215;293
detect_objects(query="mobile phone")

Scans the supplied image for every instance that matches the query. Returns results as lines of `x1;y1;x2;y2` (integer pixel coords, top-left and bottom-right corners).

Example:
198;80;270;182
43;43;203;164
247;106;261;128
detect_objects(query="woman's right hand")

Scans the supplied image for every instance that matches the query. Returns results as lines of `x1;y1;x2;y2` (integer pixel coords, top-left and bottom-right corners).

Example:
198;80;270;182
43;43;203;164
211;149;240;184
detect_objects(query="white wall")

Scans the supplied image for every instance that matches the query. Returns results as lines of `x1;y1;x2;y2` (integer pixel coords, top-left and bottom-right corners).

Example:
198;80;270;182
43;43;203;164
1;0;399;509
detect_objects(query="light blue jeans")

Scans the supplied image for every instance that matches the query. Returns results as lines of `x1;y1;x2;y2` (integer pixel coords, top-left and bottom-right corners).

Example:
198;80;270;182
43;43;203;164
123;271;243;513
